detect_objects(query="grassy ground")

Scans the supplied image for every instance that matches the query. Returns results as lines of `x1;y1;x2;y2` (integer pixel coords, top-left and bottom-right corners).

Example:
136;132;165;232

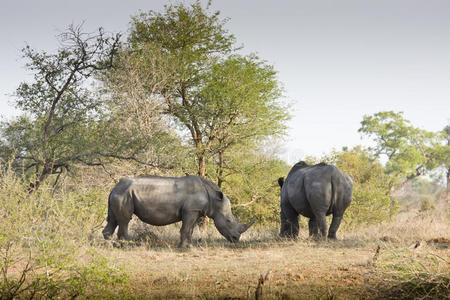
1;171;447;299
2;169;448;299
89;210;449;299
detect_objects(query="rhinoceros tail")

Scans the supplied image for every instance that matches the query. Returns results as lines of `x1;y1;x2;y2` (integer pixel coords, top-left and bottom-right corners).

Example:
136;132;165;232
106;192;113;222
102;192;118;239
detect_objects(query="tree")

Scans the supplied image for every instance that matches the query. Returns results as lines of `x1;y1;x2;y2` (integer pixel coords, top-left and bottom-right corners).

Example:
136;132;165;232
359;111;449;186
124;2;289;178
98;43;187;173
199;55;288;186
0;24;120;190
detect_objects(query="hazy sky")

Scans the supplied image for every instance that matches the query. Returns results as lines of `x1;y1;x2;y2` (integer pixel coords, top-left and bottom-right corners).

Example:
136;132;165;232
1;0;449;163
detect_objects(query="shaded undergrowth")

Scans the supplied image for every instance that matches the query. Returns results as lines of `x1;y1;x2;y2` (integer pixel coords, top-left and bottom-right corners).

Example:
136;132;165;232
0;168;129;299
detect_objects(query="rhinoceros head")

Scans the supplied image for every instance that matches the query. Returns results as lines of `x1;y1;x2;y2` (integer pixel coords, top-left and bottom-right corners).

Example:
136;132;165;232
211;191;255;243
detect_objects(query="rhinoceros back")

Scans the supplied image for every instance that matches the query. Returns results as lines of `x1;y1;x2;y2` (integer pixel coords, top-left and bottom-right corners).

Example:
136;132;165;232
108;176;209;226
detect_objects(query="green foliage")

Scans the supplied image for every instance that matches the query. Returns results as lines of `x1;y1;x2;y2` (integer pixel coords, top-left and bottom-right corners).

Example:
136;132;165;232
0;24;120;190
124;1;290;177
212;147;290;225
337;148;395;226
308;146;394;227
200;54;288;150
99;40;191;172
0;165;128;299
128;1;235;70
359;111;450;183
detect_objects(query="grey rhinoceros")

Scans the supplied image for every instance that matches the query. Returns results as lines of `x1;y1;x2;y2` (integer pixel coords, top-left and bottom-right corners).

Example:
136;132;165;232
278;162;353;240
102;175;255;247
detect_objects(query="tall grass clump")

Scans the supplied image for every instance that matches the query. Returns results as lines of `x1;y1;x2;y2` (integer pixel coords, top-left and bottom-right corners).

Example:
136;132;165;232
0;165;129;299
371;246;449;300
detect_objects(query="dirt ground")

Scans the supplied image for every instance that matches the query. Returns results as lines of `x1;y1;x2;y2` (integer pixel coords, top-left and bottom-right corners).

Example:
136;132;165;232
102;243;373;299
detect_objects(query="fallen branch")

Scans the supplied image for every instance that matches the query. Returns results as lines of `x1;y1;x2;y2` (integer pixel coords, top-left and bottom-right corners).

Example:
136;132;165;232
254;271;271;300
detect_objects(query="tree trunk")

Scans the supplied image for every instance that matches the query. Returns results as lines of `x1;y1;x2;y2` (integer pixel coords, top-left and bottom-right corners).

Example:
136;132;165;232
29;167;48;194
197;153;207;177
217;151;224;188
196;152;209;230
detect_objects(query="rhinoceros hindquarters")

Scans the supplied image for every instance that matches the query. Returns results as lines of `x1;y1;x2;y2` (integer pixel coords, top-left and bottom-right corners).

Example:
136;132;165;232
279;162;353;240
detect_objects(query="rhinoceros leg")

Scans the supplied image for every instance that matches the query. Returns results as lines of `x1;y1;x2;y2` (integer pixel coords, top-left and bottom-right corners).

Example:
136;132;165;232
315;215;328;240
179;211;201;248
280;204;299;238
308;218;318;238
117;222;130;240
102;218;118;240
327;215;343;240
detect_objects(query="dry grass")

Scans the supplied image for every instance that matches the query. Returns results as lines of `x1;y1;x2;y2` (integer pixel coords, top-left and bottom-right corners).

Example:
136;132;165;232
95;238;373;299
1;165;447;299
86;209;449;299
343;210;450;244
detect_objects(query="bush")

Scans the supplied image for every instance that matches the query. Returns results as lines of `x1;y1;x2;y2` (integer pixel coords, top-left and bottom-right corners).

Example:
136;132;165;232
420;195;436;212
211;150;289;225
305;146;395;228
0;164;129;299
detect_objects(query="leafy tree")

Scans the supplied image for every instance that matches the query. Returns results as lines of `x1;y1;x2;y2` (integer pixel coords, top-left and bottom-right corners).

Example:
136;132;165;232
0;24;120;190
199;55;288;186
359;111;449;186
123;1;289;178
98;43;188;173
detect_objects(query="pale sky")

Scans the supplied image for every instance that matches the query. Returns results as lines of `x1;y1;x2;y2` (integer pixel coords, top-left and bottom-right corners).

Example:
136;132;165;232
1;0;449;163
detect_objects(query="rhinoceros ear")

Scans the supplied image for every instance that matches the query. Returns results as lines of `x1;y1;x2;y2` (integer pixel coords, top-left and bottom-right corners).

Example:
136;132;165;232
216;191;224;201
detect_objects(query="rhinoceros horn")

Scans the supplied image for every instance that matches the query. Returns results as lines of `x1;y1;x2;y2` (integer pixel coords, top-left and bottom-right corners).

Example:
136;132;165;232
239;217;256;234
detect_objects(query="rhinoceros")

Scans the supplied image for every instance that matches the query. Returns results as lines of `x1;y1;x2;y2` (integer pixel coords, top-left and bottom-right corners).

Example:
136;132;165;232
278;162;353;240
102;175;255;247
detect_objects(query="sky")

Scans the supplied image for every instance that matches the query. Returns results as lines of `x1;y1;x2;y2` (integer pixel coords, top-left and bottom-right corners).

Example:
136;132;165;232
1;0;449;163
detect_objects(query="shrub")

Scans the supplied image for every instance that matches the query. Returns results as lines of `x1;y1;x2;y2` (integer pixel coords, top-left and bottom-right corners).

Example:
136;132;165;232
0;164;129;299
420;195;436;212
213;150;289;225
305;146;395;228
